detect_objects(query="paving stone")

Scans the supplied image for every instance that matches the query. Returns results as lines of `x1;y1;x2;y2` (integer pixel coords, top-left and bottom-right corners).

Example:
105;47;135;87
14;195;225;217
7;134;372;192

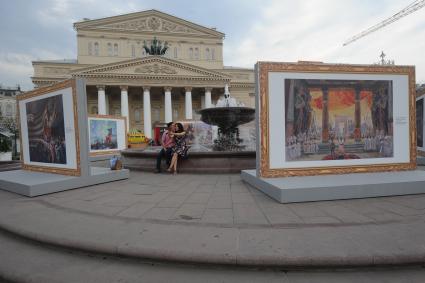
172;204;206;221
231;192;256;204
156;194;188;207
230;184;249;193
301;216;342;224
185;192;212;204
97;193;149;207
233;203;269;225
142;207;177;220
207;195;233;209
385;195;425;210
318;205;374;224
288;203;330;218
372;201;425;216
130;191;172;203
201;208;234;224
260;206;303;225
117;203;156;218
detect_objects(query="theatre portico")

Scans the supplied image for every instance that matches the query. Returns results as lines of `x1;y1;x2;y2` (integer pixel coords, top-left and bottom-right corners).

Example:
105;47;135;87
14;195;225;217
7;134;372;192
31;10;255;138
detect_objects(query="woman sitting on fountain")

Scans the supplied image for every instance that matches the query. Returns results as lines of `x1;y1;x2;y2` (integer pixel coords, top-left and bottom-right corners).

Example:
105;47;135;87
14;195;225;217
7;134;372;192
167;123;188;175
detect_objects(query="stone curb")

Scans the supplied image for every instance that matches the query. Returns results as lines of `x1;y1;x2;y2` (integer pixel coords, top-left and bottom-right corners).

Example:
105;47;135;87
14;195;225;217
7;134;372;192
1;200;425;268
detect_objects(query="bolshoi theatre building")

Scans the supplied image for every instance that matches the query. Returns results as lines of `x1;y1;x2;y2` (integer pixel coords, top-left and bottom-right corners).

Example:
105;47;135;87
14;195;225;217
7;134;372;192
31;10;255;138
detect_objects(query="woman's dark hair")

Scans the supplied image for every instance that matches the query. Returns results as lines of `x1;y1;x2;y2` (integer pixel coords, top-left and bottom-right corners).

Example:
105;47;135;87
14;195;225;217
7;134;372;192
175;123;184;133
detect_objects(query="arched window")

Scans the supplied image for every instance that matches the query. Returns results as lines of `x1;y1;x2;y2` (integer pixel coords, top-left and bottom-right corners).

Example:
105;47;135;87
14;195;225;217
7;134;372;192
174;47;178;58
194;47;199;59
211;48;215;60
134;109;141;122
113;43;118;56
107;43;113;56
6;104;12;116
94;42;99;56
131;45;136;57
205;48;210;60
189;48;193;59
88;42;93;55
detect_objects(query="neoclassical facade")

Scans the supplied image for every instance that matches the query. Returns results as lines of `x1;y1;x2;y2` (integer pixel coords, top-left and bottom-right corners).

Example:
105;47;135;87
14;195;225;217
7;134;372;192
32;10;255;137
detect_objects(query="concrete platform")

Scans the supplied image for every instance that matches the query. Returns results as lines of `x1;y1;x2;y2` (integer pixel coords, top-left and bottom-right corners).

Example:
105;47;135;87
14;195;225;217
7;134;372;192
241;169;425;203
2;171;425;272
0;167;129;197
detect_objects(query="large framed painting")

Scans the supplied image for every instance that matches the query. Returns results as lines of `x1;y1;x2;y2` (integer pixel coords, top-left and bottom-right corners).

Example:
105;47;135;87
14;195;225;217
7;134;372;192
417;95;425;155
88;115;127;156
17;80;81;176
256;62;416;177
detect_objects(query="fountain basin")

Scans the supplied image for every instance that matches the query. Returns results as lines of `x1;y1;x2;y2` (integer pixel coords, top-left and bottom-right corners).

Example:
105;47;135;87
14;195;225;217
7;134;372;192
121;148;255;173
197;107;255;130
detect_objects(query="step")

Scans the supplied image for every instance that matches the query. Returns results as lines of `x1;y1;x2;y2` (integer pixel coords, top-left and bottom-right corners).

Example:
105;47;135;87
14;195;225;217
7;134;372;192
1;230;425;283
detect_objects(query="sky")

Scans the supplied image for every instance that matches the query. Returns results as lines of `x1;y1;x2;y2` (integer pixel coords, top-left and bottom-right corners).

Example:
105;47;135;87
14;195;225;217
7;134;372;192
1;0;425;90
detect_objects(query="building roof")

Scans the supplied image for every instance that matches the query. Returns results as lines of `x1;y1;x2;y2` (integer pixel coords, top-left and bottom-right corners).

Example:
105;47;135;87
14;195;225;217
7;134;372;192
32;59;78;64
73;9;225;38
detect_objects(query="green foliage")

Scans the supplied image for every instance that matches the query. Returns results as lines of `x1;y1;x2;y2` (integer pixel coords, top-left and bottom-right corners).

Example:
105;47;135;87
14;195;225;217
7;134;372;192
0;137;11;152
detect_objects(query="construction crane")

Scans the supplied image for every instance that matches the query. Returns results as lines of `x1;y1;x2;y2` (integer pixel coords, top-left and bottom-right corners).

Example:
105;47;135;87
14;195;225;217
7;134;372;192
343;0;425;46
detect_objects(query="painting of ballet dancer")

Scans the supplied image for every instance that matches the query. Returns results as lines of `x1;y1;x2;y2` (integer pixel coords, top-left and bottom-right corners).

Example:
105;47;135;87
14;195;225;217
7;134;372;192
25;94;67;164
17;79;80;176
284;79;394;162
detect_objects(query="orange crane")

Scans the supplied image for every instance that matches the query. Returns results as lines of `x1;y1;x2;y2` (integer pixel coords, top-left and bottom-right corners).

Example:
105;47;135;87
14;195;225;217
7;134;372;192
343;0;425;46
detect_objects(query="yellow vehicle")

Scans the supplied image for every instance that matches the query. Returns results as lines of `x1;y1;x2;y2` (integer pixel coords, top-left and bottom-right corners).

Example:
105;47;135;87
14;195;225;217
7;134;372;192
127;129;149;147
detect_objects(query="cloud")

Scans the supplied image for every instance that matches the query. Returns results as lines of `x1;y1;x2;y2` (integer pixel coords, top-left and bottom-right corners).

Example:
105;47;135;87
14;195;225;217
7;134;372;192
224;0;425;83
0;52;35;90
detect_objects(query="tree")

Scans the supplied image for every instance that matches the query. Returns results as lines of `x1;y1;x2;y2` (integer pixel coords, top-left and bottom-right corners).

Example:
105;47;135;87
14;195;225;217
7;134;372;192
0;116;18;157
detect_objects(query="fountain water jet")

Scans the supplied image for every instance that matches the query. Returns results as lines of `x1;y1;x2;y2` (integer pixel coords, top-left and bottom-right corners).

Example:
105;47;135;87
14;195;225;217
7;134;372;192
197;84;255;151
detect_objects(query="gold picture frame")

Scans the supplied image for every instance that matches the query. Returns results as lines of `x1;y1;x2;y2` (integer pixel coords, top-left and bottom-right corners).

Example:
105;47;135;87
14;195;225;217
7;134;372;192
257;62;417;178
88;114;128;157
17;79;81;176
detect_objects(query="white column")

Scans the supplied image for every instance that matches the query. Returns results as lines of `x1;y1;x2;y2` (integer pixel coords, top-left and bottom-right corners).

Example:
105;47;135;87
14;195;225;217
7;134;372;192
185;86;193;119
164;86;172;123
143;86;152;139
205;87;212;108
120;85;129;131
105;93;109;115
97;85;106;115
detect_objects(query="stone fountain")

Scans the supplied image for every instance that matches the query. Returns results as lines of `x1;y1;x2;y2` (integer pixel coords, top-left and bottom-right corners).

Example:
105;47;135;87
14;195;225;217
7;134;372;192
121;84;256;173
197;85;255;151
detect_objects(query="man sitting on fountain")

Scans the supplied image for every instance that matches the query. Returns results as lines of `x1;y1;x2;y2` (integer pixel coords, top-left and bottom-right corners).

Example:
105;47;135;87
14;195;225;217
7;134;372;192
155;122;175;173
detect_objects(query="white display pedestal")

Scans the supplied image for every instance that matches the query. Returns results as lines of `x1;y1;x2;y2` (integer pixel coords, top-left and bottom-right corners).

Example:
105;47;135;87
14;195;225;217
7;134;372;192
0;167;129;197
242;169;425;203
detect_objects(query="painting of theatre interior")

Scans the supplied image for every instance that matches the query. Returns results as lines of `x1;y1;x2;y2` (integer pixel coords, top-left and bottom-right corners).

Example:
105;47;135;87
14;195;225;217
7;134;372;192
25;94;67;164
284;79;394;161
90;119;118;151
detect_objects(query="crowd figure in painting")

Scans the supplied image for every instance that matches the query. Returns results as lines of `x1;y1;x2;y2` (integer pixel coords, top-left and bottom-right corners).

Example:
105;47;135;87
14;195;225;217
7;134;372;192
286;133;320;161
363;130;393;157
155;122;189;174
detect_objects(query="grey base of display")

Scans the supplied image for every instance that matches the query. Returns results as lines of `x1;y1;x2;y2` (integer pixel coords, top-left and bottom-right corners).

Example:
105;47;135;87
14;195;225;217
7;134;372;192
0;167;130;197
418;156;425;166
241;169;425;203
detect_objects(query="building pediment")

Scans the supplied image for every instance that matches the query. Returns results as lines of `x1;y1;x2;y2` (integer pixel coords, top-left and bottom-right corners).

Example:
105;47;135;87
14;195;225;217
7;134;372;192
72;56;231;81
74;10;224;38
